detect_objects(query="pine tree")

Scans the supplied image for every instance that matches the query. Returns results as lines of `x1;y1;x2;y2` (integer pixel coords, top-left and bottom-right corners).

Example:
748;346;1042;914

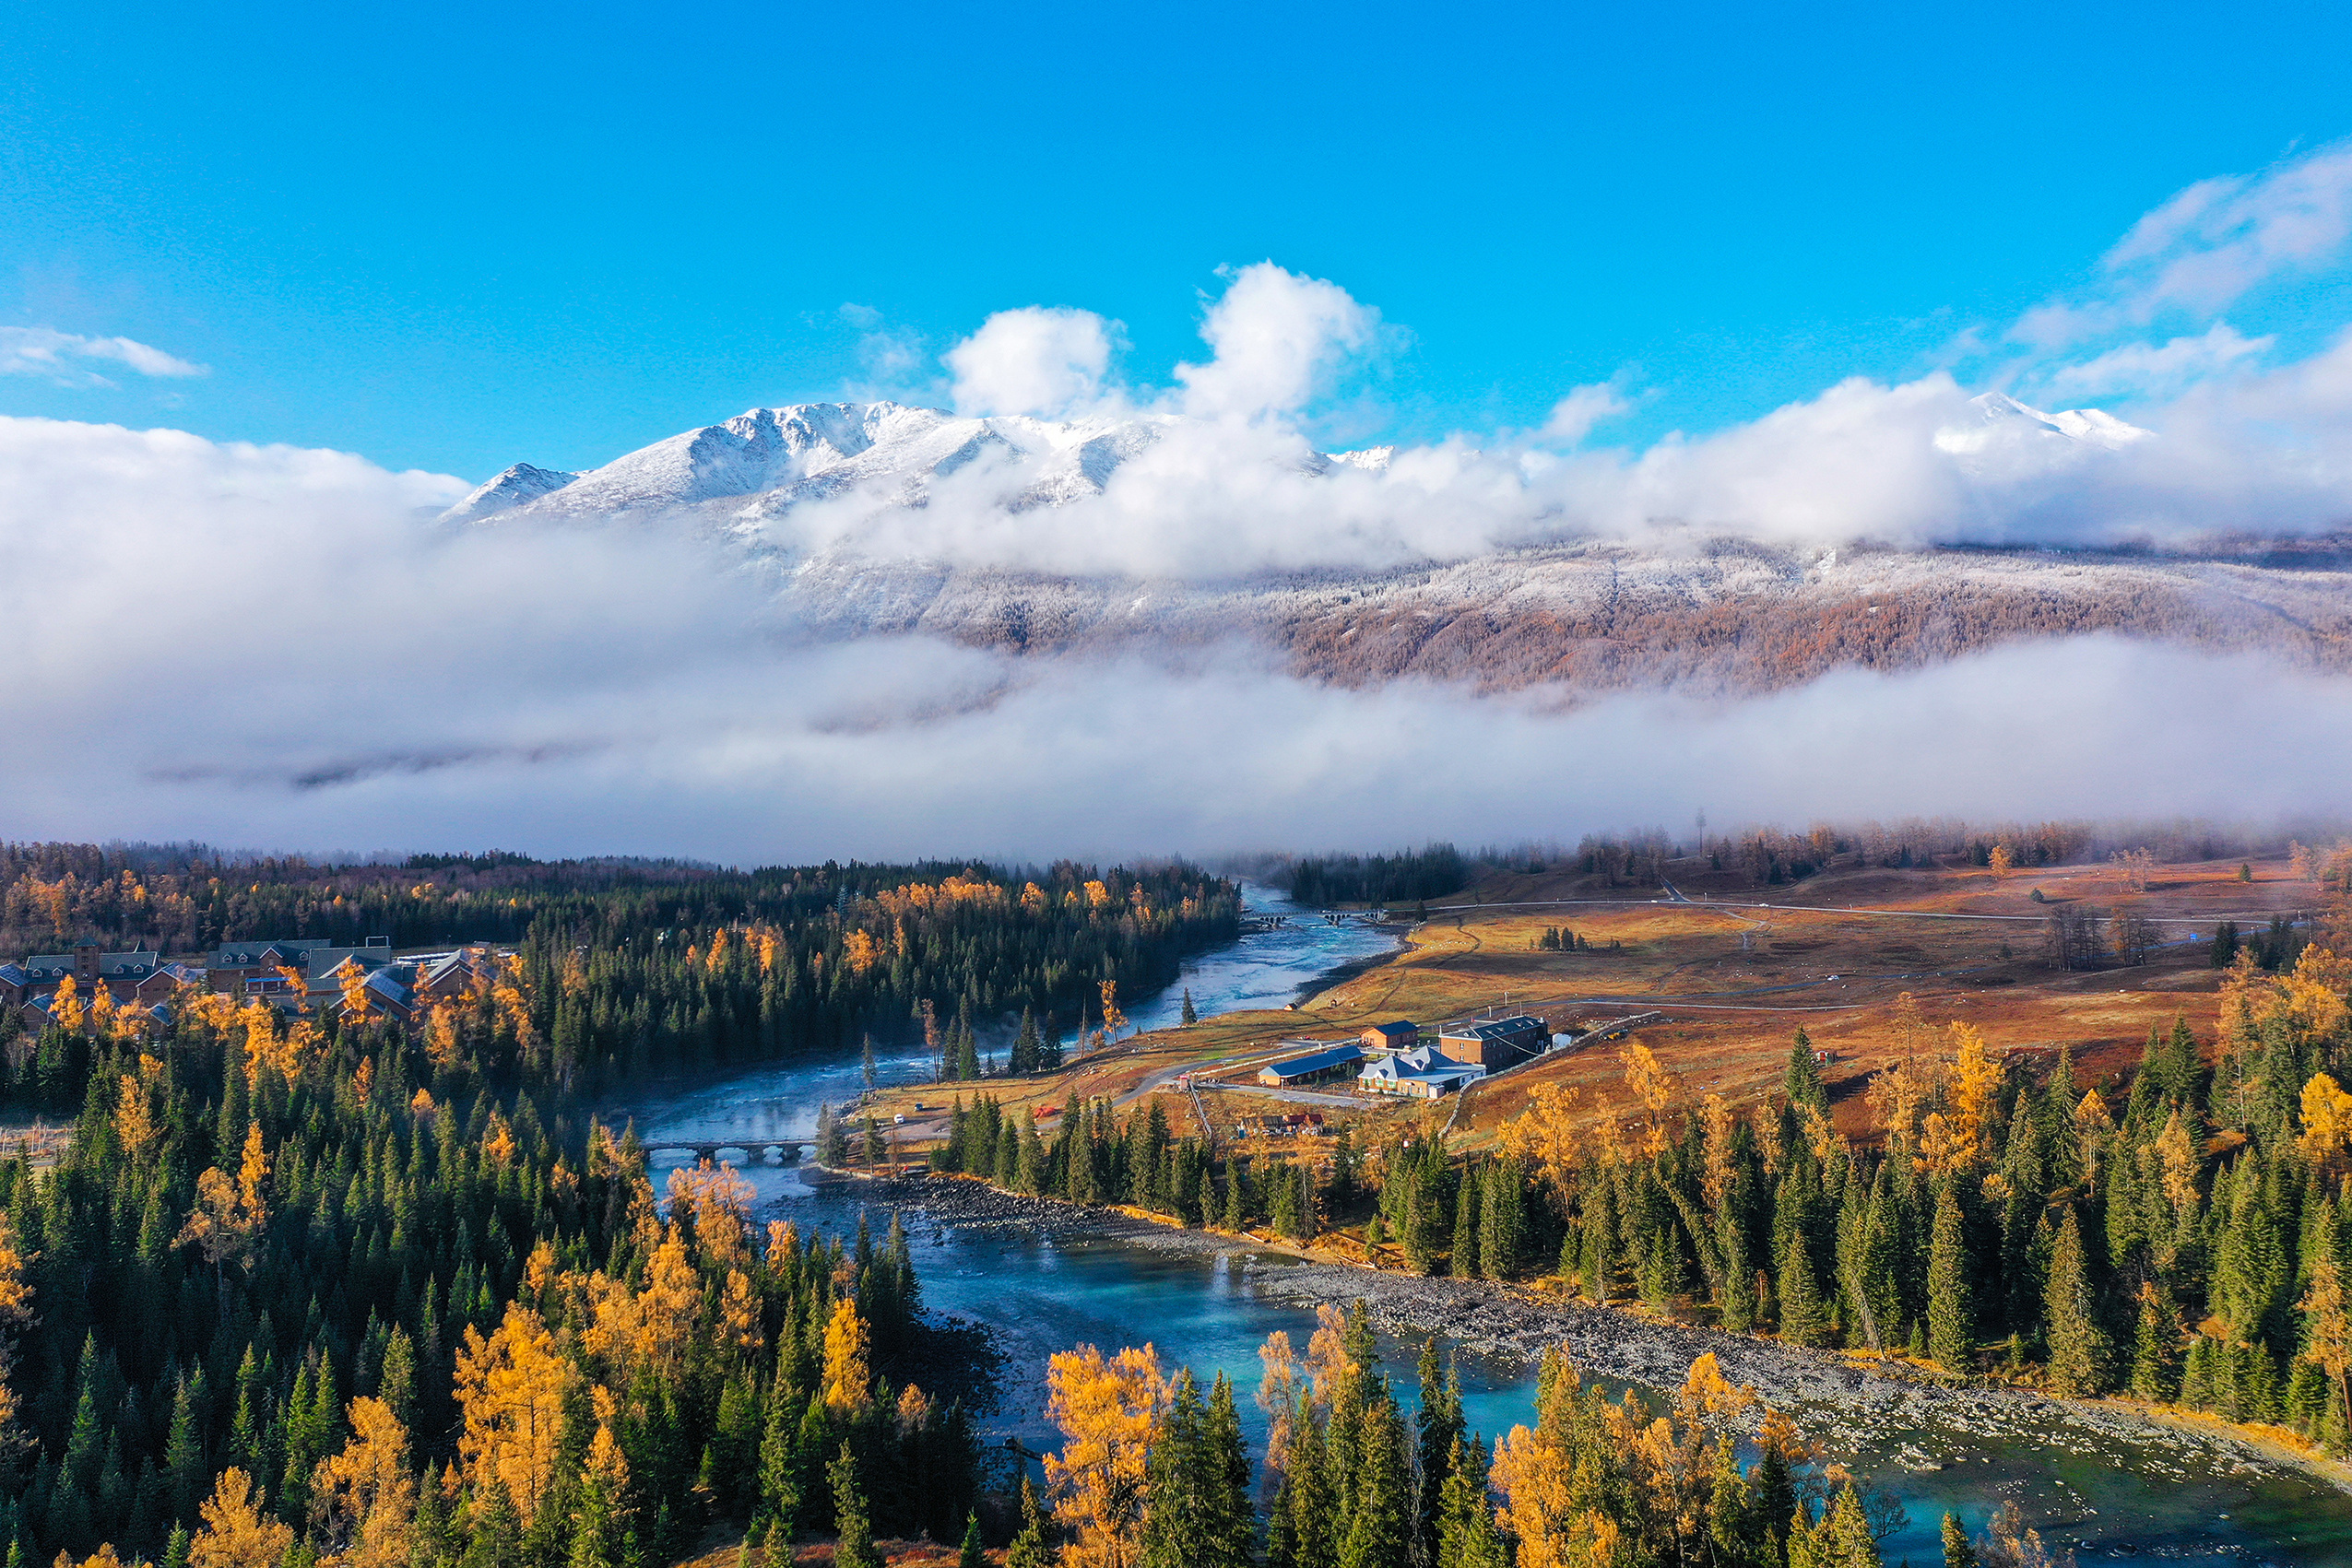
1927;1183;1973;1374
1785;1031;1828;1114
1338;1397;1407;1568
1434;1436;1500;1568
957;1511;986;1568
1181;990;1199;1027
827;1444;877;1568
1779;1232;1828;1348
2045;1208;2109;1396
1450;1170;1479;1279
2128;1285;2179;1402
1004;1478;1053;1568
1941;1512;1976;1568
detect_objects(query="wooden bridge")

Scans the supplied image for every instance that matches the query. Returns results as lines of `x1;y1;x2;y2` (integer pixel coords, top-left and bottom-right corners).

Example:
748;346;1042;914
639;1142;804;1165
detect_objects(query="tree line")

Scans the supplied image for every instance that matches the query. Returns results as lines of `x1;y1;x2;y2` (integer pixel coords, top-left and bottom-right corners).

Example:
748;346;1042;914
1;861;1238;1106
922;943;2352;1461
0;974;987;1568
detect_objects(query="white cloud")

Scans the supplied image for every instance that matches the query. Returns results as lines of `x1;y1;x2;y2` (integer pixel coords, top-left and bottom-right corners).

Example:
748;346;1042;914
1541;382;1634;445
6;414;2352;860
2014;140;2352;350
945;306;1119;418
1175;262;1379;419
0;325;208;385
2035;322;2274;403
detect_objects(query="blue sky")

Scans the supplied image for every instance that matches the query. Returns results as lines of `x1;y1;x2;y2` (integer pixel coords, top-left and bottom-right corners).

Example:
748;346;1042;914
6;0;2352;480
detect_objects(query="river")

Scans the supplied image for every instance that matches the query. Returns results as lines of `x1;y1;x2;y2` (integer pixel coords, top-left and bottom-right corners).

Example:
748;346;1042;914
614;888;2352;1565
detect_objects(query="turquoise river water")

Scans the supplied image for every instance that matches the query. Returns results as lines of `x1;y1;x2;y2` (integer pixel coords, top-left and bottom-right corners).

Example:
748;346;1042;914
615;889;2352;1564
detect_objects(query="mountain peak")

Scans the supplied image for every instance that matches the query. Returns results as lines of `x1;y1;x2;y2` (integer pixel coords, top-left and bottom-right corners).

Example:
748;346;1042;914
1938;391;2152;456
440;462;579;523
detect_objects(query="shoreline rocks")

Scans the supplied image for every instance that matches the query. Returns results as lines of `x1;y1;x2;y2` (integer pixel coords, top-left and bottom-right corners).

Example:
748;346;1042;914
815;1168;2352;1499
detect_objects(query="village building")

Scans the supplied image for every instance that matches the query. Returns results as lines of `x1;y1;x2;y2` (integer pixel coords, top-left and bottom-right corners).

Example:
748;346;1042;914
3;944;189;1006
204;937;388;999
1358;1044;1483;1099
1360;1019;1418;1052
1255;1041;1364;1087
1433;1014;1550;1071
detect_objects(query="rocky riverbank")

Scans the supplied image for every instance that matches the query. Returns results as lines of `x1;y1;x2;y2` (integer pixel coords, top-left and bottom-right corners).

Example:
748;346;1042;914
811;1167;2352;1500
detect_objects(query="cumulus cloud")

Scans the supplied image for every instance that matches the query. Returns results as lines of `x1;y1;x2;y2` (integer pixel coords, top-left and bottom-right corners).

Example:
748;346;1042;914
1174;262;1380;419
7;414;2352;861
946;306;1120;418
0;325;207;385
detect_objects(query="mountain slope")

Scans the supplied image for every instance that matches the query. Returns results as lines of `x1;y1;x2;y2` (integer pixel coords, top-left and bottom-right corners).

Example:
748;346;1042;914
440;461;579;522
431;393;2352;701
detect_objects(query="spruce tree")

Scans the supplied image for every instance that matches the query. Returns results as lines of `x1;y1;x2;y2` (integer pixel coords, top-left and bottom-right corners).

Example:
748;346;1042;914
1337;1398;1407;1568
827;1444;878;1568
1005;1478;1053;1568
2128;1286;2179;1402
1412;1343;1463;1568
1779;1232;1828;1348
1927;1183;1974;1374
1450;1169;1479;1279
1284;1396;1338;1568
957;1512;985;1568
1941;1512;1976;1568
1181;990;1199;1026
1201;1374;1257;1568
1478;1160;1524;1281
1435;1436;1501;1568
2044;1208;2109;1396
1140;1373;1209;1568
1785;1031;1828;1114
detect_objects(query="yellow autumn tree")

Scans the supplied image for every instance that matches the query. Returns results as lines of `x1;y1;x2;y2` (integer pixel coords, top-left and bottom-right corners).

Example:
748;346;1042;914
48;977;85;1034
1498;1081;1586;1214
453;1303;574;1527
179;1125;271;1271
424;1003;464;1072
1490;1349;1604;1568
1043;1343;1169;1568
842;929;880;977
336;958;372;1023
2301;1072;2352;1174
0;1213;35;1462
668;1161;755;1267
1622;1039;1680;1156
112;1074;158;1160
821;1298;872;1415
53;1547;124;1568
311;1397;416;1568
190;1468;294;1568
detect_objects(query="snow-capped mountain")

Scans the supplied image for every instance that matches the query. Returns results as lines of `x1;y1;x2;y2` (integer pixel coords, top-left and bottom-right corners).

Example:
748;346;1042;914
1934;392;2153;456
436;392;2352;701
443;402;1180;525
440;462;579;522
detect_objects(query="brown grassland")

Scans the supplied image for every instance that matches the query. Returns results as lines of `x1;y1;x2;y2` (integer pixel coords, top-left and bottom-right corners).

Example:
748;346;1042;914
868;850;2319;1165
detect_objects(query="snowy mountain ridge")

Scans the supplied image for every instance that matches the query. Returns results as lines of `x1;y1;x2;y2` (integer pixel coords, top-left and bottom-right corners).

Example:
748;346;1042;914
449;391;2150;530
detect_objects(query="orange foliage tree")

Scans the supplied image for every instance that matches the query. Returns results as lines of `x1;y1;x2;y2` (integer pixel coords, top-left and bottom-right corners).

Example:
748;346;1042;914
1043;1343;1170;1568
453;1302;575;1527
